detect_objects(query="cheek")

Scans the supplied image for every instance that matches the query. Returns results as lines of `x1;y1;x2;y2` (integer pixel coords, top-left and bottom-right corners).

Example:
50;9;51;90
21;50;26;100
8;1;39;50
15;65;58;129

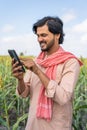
37;37;44;42
45;36;50;41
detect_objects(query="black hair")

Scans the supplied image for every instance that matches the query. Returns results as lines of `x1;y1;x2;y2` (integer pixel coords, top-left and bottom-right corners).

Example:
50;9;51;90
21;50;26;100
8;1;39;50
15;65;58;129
32;16;65;44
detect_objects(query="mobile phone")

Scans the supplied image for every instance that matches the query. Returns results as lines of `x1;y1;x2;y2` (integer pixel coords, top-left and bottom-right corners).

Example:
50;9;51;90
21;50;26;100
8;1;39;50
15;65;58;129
8;49;25;72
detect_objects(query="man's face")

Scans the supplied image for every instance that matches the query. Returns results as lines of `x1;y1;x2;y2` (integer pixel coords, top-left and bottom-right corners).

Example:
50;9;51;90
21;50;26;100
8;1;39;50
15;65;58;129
36;25;59;54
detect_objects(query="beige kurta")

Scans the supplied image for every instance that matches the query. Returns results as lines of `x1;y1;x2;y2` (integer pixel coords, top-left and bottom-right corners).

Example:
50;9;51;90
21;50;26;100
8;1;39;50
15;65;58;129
17;58;80;130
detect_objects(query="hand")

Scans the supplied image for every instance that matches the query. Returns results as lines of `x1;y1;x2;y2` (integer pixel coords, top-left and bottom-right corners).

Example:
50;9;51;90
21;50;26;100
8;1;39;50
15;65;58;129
20;58;39;74
12;59;24;80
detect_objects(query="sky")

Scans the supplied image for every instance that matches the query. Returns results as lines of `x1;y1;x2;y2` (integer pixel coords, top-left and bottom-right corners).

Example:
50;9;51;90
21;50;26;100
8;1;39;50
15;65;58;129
0;0;87;57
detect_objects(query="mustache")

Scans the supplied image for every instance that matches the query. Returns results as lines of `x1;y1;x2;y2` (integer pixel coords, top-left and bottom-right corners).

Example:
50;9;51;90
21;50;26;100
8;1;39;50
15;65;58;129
39;41;46;44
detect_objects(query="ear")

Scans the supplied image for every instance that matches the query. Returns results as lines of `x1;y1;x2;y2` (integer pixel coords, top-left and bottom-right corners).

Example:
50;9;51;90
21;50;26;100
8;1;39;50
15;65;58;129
56;34;60;40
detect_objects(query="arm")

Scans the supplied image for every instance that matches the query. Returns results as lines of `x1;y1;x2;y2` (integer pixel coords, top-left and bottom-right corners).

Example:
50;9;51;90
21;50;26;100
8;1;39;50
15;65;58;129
11;59;30;97
21;58;50;88
45;59;80;105
21;58;80;104
16;70;32;97
17;79;26;94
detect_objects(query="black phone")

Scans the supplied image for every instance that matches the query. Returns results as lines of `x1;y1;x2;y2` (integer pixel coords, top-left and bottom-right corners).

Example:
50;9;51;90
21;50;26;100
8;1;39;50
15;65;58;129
8;49;25;72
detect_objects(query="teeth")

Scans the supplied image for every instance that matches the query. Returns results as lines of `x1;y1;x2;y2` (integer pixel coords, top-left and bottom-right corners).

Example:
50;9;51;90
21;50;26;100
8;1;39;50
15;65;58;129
41;42;45;44
40;43;45;47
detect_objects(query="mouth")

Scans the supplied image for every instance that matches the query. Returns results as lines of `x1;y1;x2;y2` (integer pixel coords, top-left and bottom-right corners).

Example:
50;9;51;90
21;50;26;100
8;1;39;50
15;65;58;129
40;42;46;48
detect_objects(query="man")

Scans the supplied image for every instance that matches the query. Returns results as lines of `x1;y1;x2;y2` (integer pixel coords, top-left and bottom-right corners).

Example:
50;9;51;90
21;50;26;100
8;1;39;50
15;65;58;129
12;16;82;130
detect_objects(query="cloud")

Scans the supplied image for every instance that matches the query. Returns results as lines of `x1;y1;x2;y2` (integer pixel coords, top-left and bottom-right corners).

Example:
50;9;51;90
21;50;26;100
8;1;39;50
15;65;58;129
71;18;87;44
2;24;15;33
1;36;14;43
1;33;32;43
72;19;87;33
81;34;87;43
0;18;87;57
62;11;76;23
62;18;87;58
0;33;40;56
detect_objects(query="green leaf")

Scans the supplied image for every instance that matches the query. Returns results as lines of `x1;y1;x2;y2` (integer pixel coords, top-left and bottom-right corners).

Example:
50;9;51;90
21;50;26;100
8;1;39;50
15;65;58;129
0;117;7;127
74;105;87;111
13;113;28;130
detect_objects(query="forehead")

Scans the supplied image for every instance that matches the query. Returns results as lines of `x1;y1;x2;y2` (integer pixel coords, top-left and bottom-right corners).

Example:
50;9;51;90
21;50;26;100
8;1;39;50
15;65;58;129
37;25;49;34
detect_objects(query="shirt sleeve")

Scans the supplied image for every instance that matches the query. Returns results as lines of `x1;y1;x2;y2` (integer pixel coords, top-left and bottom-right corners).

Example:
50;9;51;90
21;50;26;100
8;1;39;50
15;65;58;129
45;58;80;105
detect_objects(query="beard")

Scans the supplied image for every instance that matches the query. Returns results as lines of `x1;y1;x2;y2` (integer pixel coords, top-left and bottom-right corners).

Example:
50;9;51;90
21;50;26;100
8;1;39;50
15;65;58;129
40;38;55;52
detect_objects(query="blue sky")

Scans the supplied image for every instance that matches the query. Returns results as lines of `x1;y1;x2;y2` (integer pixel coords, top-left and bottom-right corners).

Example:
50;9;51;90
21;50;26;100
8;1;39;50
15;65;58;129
0;0;87;57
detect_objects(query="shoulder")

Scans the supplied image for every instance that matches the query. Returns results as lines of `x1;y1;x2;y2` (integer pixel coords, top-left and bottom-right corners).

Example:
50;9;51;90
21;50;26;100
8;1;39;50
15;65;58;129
66;58;80;65
63;58;80;72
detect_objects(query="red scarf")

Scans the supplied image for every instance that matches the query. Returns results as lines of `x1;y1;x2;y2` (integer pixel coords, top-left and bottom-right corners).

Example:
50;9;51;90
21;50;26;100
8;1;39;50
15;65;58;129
36;46;82;121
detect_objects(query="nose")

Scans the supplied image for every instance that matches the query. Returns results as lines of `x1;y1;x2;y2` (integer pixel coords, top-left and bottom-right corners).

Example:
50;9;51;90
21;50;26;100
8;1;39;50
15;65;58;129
38;36;43;43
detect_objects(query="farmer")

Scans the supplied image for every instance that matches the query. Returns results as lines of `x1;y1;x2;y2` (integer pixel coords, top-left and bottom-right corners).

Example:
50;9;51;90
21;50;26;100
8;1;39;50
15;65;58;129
12;16;82;130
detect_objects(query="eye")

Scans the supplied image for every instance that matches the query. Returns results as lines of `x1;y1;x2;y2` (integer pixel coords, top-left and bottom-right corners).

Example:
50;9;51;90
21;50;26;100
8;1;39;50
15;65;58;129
36;33;48;38
41;34;47;37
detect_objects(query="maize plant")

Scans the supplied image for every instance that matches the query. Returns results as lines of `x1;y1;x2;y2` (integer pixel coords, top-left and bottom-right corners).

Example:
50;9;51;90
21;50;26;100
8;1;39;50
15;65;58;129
0;56;87;130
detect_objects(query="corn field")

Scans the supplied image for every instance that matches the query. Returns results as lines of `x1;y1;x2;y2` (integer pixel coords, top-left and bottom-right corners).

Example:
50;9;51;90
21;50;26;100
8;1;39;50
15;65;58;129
0;56;87;130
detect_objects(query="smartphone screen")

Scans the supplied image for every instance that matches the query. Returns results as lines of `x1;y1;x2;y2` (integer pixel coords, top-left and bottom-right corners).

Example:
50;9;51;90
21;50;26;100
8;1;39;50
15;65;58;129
8;49;25;72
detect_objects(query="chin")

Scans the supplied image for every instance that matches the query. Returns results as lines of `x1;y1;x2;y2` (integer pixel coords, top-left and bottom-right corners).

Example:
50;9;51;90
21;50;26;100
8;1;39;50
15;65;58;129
41;47;48;52
41;49;47;52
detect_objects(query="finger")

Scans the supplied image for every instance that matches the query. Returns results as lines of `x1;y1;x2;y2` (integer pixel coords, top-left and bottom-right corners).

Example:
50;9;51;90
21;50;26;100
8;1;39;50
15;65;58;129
12;61;19;68
20;57;27;61
12;58;15;65
20;57;31;62
12;72;23;79
12;65;23;73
